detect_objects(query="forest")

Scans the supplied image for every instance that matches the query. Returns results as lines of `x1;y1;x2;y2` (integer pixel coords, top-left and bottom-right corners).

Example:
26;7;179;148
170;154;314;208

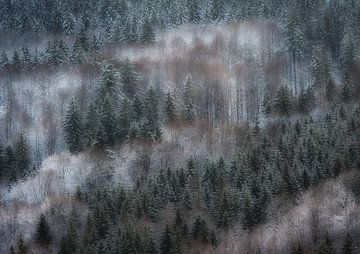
0;0;360;253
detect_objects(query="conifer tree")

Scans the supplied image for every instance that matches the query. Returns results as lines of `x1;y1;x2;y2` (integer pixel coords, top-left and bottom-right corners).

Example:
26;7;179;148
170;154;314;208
262;89;272;115
17;236;28;254
0;50;9;71
5;145;16;184
326;79;337;102
58;40;70;65
184;76;196;122
291;243;304;254
187;0;201;23
274;86;293;116
12;50;21;71
339;31;355;80
97;94;116;146
341;81;353;103
342;232;353;254
21;46;32;70
132;95;143;122
142;87;160;139
210;0;224;21
165;92;176;123
118;98;132;142
121;59;138;99
129;16;139;44
14;133;30;179
71;37;86;64
83;103;99;147
160;225;173;254
63;100;83;154
35;214;52;246
58;216;79;254
140;18;155;44
318;233;335;254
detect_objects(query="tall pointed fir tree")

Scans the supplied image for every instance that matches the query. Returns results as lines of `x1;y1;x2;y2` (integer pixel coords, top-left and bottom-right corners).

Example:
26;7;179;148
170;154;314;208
58;217;79;254
0;50;9;71
118;98;133;142
210;0;224;21
165;92;177;123
71;36;86;64
160;225;173;254
95;65;119;146
35;214;52;247
274;85;293;116
63;100;83;154
121;59;138;99
83;103;99;147
142;87;161;140
5;145;16;184
21;46;32;70
140;18;155;44
97;94;117;146
15;133;30;180
184;76;196;122
12;50;21;72
187;0;201;23
342;232;354;254
58;40;70;65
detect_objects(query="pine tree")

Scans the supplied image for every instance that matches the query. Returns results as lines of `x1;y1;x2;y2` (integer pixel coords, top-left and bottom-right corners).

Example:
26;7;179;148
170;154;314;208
339;31;355;80
192;217;209;242
342;232;353;254
0;145;4;181
17;236;28;254
141;18;155;44
0;50;9;71
311;45;330;89
118;98;132;141
63;100;83;154
326;79;337;102
297;87;315;114
58;40;70;65
262;88;272;115
14;134;30;180
132;95;143;122
274;86;293;116
45;40;59;66
35;214;52;246
83;103;99;147
121;59;138;99
318;233;335;254
71;37;86;64
97;94;117;146
5;145;16;184
160;225;173;254
58;216;79;254
142;87;160;139
187;0;201;23
184;76;196;122
341;81;353;103
165;92;176;123
291;243;304;254
210;0;224;21
12;50;21;71
20;46;32;70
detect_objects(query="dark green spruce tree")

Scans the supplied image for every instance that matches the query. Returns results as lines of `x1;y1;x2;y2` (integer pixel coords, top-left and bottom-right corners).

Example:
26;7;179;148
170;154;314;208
14;134;30;180
35;214;52;247
63;100;83;154
165;92;177;123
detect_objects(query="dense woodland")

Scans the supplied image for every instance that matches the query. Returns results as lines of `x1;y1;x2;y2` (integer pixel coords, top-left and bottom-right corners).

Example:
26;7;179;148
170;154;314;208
0;0;360;253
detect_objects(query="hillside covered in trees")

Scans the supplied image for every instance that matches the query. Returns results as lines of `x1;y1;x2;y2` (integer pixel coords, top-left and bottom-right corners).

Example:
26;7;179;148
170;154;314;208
0;0;360;253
